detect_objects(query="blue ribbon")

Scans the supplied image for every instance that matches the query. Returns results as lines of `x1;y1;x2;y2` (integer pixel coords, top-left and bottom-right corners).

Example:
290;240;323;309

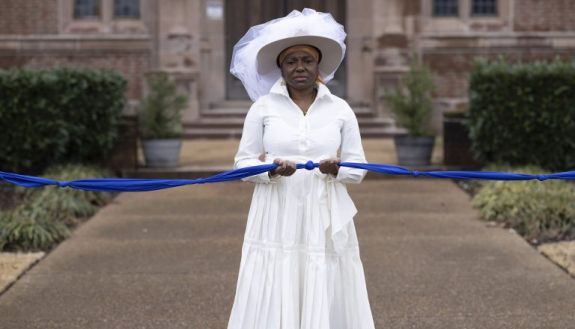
2;161;575;193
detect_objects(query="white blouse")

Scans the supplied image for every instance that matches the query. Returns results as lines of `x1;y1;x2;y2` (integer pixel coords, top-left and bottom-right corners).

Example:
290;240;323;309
233;78;368;255
234;78;367;184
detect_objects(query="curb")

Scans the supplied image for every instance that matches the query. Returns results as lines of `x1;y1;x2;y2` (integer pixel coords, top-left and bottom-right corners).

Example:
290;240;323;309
0;252;45;296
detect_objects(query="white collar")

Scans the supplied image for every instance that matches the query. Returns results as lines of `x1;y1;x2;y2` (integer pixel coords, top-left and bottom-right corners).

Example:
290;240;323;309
269;77;333;101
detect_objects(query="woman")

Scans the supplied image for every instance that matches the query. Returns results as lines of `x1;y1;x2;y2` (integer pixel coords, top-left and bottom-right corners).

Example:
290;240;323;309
227;9;375;329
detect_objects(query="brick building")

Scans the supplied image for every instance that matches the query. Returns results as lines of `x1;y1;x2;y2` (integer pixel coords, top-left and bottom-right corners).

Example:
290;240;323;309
1;0;574;136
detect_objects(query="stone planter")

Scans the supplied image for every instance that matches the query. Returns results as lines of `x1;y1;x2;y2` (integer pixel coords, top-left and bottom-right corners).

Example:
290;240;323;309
142;139;182;168
104;114;139;171
394;135;435;166
443;114;481;169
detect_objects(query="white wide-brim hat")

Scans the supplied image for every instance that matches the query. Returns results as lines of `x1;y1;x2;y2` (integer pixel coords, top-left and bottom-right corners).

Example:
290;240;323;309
230;8;346;101
256;35;343;76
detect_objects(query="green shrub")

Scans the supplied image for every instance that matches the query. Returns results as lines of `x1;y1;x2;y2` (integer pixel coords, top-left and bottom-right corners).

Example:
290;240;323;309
26;190;98;226
1;164;114;251
386;58;435;136
0;68;127;174
472;165;575;243
139;72;188;139
18;164;113;205
0;207;70;251
468;59;575;171
42;164;113;206
19;164;113;221
0;211;6;250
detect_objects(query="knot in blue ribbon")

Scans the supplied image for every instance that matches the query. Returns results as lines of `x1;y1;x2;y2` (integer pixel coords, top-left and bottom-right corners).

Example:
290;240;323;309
57;181;69;187
537;175;547;181
412;170;420;177
304;161;315;171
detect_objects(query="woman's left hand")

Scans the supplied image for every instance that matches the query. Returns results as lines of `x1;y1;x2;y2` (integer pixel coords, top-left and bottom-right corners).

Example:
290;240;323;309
319;158;340;176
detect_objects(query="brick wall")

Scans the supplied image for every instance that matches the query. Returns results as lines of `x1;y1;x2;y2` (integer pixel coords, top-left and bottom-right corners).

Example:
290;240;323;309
423;52;476;99
515;0;575;32
0;56;27;68
0;0;59;35
423;50;574;99
0;52;150;99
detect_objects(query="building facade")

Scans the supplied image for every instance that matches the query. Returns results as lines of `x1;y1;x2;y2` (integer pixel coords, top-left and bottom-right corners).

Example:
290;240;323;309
1;0;574;135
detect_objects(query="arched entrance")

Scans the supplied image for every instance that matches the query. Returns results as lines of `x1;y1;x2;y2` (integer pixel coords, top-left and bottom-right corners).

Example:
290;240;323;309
224;0;347;100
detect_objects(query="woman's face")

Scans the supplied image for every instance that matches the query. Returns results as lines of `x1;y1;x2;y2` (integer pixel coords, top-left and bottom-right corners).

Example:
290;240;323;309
280;50;319;91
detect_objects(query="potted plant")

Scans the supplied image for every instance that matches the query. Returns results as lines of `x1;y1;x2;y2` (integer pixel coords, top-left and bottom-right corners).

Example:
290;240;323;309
139;72;188;168
386;58;436;166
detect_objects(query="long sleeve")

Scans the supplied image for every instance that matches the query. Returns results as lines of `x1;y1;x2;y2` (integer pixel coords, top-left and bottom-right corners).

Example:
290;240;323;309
234;102;276;183
334;106;367;184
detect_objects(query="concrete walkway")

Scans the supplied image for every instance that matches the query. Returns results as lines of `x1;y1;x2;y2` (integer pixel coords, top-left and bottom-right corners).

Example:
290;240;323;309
1;139;574;328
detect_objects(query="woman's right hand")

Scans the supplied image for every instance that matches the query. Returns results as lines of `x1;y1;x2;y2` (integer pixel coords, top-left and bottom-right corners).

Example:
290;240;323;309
269;158;297;177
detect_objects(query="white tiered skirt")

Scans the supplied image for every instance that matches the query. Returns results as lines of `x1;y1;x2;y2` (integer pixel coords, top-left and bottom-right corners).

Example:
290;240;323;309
227;169;375;329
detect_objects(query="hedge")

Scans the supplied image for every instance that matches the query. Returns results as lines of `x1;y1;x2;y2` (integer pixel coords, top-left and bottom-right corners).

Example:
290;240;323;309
468;59;575;171
0;68;127;174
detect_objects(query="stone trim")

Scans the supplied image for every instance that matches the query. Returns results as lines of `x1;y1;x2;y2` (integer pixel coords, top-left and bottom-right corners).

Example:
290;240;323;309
419;33;575;49
420;31;575;38
0;36;151;53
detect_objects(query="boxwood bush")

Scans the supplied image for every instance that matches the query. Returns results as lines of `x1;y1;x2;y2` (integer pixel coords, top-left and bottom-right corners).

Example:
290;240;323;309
472;165;575;244
468;59;575;171
0;68;127;175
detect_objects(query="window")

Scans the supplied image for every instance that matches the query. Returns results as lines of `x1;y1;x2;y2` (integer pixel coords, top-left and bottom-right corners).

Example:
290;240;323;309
471;0;497;16
433;0;459;17
114;0;140;18
74;0;101;18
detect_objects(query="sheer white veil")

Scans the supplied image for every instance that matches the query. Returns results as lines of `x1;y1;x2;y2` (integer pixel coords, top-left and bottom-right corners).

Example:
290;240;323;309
229;8;347;101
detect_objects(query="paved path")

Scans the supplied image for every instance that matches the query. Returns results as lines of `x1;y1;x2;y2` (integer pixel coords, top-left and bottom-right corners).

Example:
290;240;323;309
0;179;574;328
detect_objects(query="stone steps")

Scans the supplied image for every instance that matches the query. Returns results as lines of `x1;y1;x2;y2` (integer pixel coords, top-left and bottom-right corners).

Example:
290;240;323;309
185;105;400;138
199;105;376;119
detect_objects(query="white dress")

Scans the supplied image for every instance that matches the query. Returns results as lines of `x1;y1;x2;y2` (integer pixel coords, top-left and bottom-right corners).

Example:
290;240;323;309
227;78;375;329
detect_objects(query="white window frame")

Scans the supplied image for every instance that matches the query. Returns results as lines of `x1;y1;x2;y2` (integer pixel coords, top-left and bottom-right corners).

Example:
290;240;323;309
421;0;511;34
113;0;141;19
73;0;102;19
61;0;148;34
432;0;459;17
470;0;498;17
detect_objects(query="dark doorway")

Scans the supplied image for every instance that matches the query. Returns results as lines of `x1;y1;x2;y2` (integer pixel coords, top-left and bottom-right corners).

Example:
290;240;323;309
225;0;347;100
